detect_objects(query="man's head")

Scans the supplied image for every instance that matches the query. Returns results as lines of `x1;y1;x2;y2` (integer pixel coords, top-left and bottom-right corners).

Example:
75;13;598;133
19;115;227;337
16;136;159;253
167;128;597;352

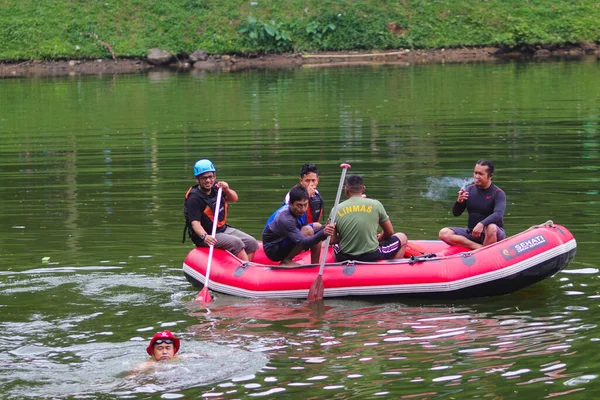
473;159;494;189
345;175;366;196
194;159;217;191
299;163;319;192
288;184;309;217
300;163;319;197
146;330;180;362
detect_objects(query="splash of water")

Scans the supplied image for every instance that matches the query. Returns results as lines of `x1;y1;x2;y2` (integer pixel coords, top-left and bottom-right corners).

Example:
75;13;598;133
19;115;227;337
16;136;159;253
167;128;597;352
422;177;472;201
2;341;268;398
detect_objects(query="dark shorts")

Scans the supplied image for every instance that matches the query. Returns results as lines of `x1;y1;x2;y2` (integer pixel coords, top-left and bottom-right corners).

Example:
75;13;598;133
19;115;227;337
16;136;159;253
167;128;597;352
263;239;295;262
334;236;402;262
450;226;506;245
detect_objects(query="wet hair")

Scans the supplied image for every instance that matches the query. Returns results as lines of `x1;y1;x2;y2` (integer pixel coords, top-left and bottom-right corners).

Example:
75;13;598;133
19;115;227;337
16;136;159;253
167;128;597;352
300;163;319;178
288;184;309;204
345;175;365;194
476;159;495;176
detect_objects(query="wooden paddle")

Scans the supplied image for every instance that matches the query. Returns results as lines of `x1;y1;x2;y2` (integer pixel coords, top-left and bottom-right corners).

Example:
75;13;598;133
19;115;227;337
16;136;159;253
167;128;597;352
196;186;223;304
307;163;351;302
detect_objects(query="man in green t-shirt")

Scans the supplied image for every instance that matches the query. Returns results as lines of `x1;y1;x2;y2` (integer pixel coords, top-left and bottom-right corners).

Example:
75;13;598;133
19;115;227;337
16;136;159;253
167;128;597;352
331;175;407;262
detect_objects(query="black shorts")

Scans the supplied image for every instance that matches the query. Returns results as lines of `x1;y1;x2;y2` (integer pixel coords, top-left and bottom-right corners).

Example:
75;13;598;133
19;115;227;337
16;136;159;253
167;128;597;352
450;227;505;245
263;239;295;262
334;236;402;262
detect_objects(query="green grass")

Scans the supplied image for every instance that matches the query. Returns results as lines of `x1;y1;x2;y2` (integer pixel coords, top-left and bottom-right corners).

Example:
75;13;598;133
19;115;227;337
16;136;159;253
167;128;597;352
1;0;599;61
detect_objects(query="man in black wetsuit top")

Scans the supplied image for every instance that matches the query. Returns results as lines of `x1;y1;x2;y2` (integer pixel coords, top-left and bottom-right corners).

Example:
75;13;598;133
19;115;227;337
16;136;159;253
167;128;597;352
439;159;506;250
263;184;335;266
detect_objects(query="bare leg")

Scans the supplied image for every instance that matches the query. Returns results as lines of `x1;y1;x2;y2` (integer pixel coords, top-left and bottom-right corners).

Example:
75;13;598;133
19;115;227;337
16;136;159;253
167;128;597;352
310;243;321;264
280;245;305;266
281;225;318;266
236;249;255;261
300;225;315;236
482;224;500;247
392;232;408;259
439;228;481;250
236;249;249;261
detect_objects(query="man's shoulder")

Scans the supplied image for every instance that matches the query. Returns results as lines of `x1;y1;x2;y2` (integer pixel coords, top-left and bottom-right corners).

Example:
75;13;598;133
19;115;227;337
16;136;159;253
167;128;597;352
491;183;505;195
359;196;382;205
274;206;293;221
185;186;203;200
340;196;382;207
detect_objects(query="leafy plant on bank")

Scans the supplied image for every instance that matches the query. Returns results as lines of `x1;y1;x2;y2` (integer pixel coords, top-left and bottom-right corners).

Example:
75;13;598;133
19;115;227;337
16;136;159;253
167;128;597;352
305;21;336;47
2;0;600;60
237;16;292;51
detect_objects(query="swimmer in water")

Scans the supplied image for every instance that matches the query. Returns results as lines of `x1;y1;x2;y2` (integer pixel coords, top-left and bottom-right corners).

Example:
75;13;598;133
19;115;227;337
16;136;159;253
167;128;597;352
146;330;180;362
129;330;181;373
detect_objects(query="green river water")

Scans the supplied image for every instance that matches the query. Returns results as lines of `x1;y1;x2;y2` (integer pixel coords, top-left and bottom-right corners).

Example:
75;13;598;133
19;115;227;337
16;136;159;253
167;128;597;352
1;60;599;398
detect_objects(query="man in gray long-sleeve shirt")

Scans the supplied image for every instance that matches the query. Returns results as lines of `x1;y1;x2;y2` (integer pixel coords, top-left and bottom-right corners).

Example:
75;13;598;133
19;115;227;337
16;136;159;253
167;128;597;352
439;159;506;250
263;184;335;266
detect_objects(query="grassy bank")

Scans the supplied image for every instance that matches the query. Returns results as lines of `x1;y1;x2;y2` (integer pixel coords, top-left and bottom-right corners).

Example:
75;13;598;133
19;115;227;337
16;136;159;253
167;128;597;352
2;0;600;61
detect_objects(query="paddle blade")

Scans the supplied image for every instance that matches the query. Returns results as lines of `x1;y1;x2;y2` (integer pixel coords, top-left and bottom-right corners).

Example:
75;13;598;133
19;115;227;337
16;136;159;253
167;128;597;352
307;275;324;302
196;287;212;304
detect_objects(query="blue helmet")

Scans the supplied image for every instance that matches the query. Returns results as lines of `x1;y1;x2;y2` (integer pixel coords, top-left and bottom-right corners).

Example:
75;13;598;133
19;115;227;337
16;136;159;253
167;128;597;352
194;159;216;176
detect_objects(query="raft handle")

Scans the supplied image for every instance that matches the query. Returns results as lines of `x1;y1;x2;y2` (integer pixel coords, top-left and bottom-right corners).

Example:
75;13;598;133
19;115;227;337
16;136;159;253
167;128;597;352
527;220;555;232
233;262;251;277
409;253;437;264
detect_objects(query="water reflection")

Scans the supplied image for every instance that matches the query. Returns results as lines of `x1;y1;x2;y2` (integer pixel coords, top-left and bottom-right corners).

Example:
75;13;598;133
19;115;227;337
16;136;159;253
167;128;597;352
187;298;589;398
2;61;600;398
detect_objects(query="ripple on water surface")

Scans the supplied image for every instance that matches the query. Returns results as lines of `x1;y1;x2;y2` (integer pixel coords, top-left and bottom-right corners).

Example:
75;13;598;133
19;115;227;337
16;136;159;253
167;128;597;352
1;341;267;398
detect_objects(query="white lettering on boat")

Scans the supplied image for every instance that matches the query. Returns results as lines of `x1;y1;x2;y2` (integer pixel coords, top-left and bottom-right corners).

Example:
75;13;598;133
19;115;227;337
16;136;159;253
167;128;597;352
501;234;548;260
514;235;547;254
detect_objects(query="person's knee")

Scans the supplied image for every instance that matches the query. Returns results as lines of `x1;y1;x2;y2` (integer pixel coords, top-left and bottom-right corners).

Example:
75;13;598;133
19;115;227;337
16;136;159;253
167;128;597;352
394;232;408;245
301;225;315;236
485;224;498;236
228;237;245;255
439;228;452;240
485;224;499;241
245;237;259;254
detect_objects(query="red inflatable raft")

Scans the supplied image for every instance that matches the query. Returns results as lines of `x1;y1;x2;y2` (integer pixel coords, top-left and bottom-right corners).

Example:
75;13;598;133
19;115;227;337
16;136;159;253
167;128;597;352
182;221;576;299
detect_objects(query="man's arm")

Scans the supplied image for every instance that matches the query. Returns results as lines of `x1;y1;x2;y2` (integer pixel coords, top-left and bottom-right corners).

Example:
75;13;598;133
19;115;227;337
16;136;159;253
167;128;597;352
378;219;395;241
191;220;217;246
217;181;238;202
452;188;469;216
191;220;207;238
187;196;208;235
278;213;326;249
480;189;506;227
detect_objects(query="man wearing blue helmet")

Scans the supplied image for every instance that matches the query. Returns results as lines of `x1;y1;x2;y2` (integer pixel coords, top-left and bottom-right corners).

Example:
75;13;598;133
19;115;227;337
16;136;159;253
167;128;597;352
183;159;259;261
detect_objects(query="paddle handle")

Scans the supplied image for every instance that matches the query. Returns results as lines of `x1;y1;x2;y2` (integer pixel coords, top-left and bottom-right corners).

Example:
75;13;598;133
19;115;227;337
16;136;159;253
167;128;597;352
203;187;223;289
317;163;351;274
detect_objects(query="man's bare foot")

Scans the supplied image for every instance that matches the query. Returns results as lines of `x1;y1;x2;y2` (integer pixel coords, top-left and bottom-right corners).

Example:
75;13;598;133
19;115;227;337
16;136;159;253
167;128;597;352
280;259;301;267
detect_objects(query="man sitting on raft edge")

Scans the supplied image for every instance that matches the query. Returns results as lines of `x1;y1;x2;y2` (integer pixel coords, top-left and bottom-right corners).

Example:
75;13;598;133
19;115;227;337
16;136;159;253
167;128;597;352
262;184;335;267
438;159;506;250
331;175;408;262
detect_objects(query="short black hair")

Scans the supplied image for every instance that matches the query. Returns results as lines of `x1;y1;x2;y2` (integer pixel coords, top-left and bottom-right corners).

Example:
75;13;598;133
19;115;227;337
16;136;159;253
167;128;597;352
476;159;495;175
345;175;364;194
300;163;319;177
288;184;309;204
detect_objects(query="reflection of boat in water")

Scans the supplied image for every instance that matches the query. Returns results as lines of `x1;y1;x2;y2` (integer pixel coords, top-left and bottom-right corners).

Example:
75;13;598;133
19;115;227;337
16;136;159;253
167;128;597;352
182;221;576;299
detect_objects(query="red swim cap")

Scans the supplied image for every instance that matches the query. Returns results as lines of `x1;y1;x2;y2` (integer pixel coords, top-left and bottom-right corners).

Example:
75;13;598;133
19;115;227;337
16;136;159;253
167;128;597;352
146;330;181;356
